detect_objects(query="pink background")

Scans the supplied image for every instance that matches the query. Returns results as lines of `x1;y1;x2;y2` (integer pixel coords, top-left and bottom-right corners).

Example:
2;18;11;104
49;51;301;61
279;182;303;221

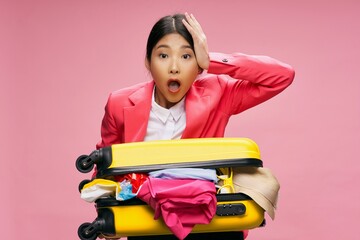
1;0;359;239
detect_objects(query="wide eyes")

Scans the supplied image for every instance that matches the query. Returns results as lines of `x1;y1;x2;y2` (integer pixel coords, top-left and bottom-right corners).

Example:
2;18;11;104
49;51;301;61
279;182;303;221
158;53;192;59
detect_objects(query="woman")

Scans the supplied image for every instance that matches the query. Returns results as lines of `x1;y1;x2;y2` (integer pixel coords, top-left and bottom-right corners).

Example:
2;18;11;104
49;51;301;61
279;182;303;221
97;13;294;148
98;13;295;239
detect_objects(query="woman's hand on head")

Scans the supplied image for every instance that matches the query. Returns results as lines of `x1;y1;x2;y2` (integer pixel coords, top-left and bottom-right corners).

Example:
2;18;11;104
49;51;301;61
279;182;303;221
182;13;210;70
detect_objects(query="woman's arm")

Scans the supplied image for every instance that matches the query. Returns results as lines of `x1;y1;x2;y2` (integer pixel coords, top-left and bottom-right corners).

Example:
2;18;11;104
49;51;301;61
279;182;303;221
183;12;295;114
208;52;295;114
208;52;295;87
96;93;121;149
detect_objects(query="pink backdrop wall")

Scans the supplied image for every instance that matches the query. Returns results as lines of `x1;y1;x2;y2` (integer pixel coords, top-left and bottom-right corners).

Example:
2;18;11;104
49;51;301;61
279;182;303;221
1;0;359;239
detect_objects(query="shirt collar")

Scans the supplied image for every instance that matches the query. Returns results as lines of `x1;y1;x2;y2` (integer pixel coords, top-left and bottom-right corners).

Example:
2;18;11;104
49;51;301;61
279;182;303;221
151;88;185;124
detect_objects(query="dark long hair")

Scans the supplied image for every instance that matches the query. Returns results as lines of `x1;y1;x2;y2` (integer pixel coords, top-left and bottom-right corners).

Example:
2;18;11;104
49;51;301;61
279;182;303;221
146;14;194;62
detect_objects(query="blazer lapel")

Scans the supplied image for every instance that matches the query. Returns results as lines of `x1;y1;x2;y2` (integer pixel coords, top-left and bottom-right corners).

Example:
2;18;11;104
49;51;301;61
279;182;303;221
123;81;211;141
182;84;211;138
124;81;154;143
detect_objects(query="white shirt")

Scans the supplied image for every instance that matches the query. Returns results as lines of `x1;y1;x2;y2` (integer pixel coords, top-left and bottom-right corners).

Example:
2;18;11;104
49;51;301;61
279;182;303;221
144;89;186;141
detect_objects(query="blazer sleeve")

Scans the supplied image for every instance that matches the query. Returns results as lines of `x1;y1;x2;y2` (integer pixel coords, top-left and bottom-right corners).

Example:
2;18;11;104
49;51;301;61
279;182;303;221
96;93;122;149
207;52;295;114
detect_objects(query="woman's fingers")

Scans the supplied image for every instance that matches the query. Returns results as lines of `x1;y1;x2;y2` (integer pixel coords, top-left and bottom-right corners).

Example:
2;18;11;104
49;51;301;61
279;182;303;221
185;13;204;34
183;13;203;38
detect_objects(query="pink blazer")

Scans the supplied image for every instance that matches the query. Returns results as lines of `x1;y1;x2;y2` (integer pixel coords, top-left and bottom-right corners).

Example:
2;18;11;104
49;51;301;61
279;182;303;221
96;52;295;149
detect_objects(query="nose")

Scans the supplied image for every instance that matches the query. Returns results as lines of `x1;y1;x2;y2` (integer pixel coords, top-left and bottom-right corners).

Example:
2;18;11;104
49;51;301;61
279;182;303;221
169;59;179;74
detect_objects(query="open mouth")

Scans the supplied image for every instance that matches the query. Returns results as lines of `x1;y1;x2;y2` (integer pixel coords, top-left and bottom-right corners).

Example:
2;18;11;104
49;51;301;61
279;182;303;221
167;79;181;93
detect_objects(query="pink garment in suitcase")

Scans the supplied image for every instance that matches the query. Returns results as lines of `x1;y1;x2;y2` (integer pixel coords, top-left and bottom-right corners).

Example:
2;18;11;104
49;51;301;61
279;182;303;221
137;177;217;240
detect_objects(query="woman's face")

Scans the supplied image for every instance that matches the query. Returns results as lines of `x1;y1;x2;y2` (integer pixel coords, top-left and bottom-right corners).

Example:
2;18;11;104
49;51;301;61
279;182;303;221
147;33;199;109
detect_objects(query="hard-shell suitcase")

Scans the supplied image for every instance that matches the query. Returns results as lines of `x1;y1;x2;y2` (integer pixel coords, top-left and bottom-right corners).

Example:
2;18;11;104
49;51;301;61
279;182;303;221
76;138;263;177
76;138;265;240
78;194;264;239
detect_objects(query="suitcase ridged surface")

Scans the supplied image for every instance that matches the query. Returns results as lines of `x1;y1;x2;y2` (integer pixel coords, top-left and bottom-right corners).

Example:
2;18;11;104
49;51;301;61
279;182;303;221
99;198;264;237
108;138;261;169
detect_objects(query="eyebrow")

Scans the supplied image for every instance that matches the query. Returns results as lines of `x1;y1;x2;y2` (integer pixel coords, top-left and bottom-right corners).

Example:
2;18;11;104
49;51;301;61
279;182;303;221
156;44;192;50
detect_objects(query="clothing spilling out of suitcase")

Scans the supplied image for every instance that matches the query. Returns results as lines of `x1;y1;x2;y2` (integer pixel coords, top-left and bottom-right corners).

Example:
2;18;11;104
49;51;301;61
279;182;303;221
76;138;280;240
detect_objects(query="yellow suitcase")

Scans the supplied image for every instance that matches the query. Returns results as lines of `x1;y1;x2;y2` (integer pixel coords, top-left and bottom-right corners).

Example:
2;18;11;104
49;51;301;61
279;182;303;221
76;138;263;177
78;194;264;239
76;138;265;240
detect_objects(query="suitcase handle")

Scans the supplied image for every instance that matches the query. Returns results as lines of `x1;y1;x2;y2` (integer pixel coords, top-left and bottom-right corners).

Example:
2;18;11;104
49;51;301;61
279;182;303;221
216;203;246;216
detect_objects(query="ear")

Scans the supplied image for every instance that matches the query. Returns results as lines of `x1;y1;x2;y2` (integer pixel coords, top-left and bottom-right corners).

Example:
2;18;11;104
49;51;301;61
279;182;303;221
145;58;150;71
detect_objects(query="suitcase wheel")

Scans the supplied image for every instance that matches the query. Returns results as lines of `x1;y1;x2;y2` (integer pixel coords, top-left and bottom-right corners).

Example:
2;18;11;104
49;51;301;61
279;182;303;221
78;222;98;240
76;155;95;173
78;179;92;193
